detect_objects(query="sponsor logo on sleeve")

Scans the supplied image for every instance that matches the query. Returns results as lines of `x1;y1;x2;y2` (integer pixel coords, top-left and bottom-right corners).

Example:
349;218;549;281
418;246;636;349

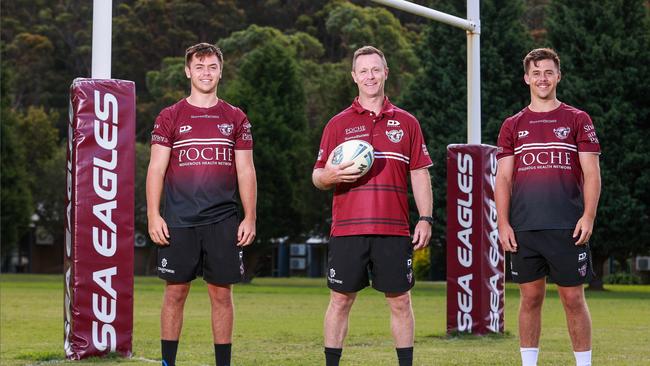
317;149;324;161
422;144;430;156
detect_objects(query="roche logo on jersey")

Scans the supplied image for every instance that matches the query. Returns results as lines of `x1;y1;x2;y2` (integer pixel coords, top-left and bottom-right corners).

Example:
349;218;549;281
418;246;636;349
387;119;400;126
179;125;192;133
218;123;234;136
518;130;530;139
345;125;366;134
554;127;570;139
386;129;404;143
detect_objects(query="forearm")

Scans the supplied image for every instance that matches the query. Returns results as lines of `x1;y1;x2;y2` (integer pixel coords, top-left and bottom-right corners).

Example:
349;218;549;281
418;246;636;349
237;166;257;220
581;171;601;220
312;168;334;191
494;176;512;228
146;171;164;218
411;169;433;216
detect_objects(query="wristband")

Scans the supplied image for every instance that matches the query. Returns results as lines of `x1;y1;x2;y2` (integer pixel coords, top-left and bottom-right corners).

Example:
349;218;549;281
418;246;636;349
418;216;434;225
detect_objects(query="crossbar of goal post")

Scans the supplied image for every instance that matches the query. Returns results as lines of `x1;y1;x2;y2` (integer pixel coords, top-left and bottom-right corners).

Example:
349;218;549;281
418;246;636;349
370;0;505;335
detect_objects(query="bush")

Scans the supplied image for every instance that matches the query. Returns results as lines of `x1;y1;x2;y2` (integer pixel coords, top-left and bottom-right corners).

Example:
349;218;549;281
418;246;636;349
604;272;641;285
413;246;431;281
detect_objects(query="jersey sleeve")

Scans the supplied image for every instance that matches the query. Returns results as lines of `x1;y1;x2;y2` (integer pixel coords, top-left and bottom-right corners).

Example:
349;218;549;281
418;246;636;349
408;119;433;170
234;111;254;150
314;121;336;169
151;108;174;148
575;112;600;154
496;118;514;160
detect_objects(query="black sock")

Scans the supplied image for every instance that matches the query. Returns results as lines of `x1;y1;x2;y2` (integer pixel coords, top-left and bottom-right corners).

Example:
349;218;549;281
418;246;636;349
214;343;232;366
324;347;342;366
396;347;413;366
161;339;179;366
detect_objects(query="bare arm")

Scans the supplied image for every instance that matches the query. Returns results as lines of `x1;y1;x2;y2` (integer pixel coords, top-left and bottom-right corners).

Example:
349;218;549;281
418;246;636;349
573;153;601;245
495;156;517;252
146;144;172;245
410;168;433;250
235;149;257;246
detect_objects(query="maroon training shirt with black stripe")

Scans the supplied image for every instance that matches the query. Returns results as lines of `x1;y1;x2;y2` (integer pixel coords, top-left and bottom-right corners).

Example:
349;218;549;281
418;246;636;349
496;103;600;231
151;98;253;227
314;97;432;237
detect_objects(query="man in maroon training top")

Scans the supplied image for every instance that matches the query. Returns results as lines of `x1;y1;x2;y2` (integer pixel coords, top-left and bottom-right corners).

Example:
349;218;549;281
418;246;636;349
495;48;601;366
146;43;257;366
313;45;433;366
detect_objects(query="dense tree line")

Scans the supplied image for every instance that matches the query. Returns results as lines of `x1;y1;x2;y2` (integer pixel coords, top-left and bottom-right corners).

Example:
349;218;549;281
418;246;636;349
1;0;648;286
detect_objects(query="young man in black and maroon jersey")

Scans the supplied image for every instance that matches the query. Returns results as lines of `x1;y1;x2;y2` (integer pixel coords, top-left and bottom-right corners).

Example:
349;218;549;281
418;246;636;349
313;45;434;366
146;43;257;366
495;48;601;366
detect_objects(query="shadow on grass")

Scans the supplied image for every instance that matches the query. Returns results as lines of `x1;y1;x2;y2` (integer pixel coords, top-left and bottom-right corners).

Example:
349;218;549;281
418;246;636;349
17;352;135;365
422;330;515;341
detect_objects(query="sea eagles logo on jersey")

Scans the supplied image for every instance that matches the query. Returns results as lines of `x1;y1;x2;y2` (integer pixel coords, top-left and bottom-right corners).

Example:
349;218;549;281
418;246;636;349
179;125;192;134
217;123;234;136
386;129;404;143
332;146;344;164
387;119;400;126
554;127;570;139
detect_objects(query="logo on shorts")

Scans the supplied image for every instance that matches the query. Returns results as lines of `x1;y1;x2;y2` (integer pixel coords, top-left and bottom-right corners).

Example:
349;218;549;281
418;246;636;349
578;252;587;262
158;258;176;274
578;263;588;277
217;123;234;136
328;268;343;284
554;127;570;139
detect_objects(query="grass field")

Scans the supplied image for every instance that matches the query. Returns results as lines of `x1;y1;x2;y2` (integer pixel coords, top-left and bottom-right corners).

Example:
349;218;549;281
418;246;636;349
1;275;649;365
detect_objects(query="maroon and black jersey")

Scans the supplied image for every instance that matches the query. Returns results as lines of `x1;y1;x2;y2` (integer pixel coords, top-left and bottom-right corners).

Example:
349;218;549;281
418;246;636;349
151;98;253;227
314;97;432;237
496;103;600;231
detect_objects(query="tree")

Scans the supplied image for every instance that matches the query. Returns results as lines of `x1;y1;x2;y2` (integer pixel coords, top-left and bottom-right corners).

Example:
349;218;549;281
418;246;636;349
546;0;650;289
223;40;312;281
400;0;533;278
0;67;32;266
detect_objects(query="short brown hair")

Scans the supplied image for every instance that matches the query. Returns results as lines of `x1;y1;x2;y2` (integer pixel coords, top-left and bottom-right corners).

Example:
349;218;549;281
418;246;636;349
185;43;223;67
352;46;388;71
523;48;560;74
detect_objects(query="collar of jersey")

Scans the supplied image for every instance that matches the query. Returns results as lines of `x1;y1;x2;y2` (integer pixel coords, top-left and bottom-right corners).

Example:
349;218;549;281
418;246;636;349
351;96;396;119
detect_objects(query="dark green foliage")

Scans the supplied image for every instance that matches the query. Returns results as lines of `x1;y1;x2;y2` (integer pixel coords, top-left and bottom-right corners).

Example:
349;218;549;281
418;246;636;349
0;67;32;255
546;0;650;288
401;0;533;277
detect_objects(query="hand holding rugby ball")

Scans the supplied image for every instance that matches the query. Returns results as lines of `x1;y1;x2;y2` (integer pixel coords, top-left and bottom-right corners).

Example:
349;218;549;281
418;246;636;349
330;139;374;177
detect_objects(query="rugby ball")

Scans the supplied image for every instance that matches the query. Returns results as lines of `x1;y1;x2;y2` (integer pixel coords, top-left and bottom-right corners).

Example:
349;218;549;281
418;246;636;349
331;139;374;176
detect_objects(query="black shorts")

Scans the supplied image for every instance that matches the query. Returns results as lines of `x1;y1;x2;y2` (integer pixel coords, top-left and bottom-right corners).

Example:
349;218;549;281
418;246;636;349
157;215;243;284
511;229;593;287
326;235;414;293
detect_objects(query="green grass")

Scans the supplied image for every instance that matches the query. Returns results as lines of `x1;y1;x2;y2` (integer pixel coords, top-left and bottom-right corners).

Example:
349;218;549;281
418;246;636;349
1;275;649;365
